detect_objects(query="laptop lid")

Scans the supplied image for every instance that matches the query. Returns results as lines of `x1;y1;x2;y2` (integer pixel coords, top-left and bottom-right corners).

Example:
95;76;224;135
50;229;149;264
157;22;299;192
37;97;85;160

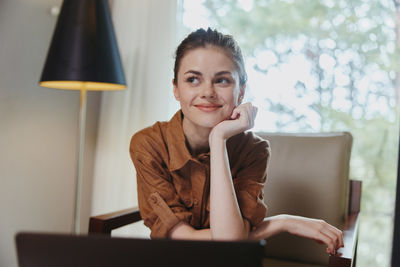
15;232;265;267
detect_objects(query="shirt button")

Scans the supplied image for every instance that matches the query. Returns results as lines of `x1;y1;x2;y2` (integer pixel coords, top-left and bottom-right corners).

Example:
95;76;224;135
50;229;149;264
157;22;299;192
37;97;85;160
150;195;158;204
193;198;198;206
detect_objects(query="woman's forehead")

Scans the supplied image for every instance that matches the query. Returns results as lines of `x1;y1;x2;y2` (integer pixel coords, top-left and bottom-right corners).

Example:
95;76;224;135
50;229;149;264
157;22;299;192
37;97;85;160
179;47;237;74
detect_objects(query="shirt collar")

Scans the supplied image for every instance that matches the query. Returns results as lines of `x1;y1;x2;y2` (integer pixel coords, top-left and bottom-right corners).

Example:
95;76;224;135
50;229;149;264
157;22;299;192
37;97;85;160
166;110;193;171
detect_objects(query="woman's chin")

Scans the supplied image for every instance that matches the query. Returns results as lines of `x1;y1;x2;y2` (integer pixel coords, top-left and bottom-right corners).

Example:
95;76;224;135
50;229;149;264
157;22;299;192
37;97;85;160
187;119;220;131
193;121;218;129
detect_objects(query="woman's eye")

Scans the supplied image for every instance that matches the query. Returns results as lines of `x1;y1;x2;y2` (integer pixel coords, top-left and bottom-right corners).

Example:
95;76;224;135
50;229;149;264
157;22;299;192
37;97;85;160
215;77;231;84
187;76;199;84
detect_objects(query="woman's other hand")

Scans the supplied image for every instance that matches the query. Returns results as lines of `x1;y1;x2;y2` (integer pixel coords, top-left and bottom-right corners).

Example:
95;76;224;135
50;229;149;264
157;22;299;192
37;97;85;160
250;215;344;255
281;215;344;255
209;102;258;141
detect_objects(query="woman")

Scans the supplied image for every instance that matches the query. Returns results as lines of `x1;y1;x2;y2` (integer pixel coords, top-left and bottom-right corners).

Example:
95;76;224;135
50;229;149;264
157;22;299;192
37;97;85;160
130;28;343;255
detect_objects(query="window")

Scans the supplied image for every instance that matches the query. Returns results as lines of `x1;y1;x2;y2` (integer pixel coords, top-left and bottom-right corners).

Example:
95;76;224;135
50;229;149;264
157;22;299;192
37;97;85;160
180;0;399;265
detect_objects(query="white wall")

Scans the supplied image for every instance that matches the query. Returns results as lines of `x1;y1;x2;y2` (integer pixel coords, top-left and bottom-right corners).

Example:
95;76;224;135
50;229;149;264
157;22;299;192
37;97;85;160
0;0;100;266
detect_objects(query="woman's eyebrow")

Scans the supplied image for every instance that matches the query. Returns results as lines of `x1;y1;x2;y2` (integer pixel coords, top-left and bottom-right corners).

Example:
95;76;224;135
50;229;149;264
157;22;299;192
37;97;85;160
215;71;233;76
184;70;202;75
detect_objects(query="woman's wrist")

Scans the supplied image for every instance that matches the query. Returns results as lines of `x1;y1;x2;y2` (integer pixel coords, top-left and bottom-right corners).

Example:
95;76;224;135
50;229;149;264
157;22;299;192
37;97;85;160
277;214;291;233
209;128;227;146
249;215;289;240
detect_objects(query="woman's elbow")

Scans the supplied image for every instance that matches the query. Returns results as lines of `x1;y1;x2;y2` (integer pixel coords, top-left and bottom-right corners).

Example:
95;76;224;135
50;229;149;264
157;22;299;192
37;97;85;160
211;222;250;241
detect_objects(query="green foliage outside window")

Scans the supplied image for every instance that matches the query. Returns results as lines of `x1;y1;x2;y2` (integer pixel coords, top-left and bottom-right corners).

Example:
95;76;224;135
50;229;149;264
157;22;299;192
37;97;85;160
182;0;399;265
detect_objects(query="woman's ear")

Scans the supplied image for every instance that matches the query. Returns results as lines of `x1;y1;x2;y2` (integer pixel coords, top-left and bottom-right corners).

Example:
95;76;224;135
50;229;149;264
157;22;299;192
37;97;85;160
173;79;180;101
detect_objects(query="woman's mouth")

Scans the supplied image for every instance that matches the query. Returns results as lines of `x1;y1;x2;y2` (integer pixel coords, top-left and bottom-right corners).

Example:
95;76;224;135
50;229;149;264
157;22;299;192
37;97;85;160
194;104;222;112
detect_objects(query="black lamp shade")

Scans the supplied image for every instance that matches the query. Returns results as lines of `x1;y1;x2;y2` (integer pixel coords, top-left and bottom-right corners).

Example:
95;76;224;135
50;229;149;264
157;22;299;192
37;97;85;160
40;0;126;90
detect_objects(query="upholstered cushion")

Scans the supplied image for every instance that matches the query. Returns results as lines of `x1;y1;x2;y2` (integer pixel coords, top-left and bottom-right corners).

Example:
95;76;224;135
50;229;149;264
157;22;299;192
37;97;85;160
256;132;352;265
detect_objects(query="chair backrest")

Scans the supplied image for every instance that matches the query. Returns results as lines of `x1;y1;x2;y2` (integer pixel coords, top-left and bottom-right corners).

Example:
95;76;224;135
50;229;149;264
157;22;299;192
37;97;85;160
256;132;352;265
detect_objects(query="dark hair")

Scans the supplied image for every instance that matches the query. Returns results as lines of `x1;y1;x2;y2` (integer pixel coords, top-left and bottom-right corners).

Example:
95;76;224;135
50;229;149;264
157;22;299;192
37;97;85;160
173;28;247;86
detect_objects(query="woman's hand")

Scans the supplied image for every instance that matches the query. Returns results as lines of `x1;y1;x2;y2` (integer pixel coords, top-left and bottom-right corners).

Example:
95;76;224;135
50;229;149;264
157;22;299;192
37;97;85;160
250;215;344;255
210;102;258;142
283;215;344;254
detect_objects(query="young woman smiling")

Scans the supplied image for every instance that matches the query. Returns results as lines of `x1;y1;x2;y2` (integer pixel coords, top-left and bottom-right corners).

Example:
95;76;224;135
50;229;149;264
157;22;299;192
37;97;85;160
130;28;343;255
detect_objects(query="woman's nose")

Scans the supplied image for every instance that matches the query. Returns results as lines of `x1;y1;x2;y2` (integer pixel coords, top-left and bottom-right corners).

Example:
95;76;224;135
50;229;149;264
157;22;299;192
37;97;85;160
200;82;216;99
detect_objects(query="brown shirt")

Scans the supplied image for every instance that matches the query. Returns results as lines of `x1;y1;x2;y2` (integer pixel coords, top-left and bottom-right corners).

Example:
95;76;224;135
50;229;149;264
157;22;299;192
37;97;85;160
130;110;270;239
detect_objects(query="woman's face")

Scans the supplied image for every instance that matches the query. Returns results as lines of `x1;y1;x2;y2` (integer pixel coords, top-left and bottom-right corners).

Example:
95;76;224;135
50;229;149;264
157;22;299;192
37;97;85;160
173;46;244;130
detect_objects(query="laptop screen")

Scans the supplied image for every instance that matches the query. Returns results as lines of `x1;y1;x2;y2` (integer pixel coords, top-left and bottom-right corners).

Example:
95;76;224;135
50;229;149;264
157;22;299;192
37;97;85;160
15;232;265;267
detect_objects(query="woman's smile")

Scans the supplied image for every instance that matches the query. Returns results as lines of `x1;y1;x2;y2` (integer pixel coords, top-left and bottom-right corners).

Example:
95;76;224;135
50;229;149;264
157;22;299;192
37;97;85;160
194;103;223;112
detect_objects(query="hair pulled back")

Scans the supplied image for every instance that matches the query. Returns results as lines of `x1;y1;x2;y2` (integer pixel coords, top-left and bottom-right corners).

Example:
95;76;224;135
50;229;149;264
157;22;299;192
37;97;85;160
173;28;247;86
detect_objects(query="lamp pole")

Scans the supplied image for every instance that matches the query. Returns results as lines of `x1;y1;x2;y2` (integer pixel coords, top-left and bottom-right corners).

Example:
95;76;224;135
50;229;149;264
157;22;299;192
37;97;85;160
73;89;87;234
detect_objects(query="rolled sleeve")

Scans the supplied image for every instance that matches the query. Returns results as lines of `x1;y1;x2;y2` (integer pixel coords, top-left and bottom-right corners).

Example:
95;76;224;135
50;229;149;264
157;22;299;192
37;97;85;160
146;192;192;238
131;139;192;239
233;140;270;227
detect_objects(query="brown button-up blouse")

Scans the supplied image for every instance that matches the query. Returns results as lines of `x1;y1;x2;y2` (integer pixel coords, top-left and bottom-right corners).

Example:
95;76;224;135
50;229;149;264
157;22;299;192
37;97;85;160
130;110;270;239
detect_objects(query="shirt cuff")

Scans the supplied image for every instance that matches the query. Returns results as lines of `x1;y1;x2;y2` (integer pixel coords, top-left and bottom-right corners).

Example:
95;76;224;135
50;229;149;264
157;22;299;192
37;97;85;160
147;192;192;238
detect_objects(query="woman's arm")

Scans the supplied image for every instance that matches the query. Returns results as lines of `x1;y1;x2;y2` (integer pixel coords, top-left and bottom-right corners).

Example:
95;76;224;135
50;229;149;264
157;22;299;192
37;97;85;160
208;134;250;239
169;214;343;255
169;219;250;240
210;137;250;240
168;221;212;240
208;103;257;240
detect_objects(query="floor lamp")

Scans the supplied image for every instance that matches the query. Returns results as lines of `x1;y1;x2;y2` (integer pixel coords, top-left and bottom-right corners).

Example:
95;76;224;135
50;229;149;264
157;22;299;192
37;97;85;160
39;0;126;234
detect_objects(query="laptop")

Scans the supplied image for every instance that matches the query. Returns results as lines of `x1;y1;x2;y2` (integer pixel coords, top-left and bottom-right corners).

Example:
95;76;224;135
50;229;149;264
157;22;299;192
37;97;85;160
15;232;265;267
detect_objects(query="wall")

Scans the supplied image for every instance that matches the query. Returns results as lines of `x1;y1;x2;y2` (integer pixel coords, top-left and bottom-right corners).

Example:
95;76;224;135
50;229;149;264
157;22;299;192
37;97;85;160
0;0;100;266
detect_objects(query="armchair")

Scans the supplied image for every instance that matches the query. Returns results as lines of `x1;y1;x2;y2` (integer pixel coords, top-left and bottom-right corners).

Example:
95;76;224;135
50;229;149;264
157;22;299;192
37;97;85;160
89;132;361;267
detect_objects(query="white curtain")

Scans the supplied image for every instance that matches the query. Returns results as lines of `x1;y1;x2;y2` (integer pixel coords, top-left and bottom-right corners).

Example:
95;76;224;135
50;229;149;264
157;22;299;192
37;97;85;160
91;0;180;220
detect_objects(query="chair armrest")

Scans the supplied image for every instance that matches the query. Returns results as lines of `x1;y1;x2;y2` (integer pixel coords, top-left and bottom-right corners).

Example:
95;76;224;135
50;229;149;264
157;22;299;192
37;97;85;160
329;212;360;267
328;180;362;267
88;207;142;235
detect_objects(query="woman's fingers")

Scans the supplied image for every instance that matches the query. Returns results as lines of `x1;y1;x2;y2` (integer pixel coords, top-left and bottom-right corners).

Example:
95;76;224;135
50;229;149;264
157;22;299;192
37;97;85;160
313;221;343;254
286;216;344;255
210;102;258;141
230;102;257;129
322;222;344;250
313;231;336;254
325;224;344;249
